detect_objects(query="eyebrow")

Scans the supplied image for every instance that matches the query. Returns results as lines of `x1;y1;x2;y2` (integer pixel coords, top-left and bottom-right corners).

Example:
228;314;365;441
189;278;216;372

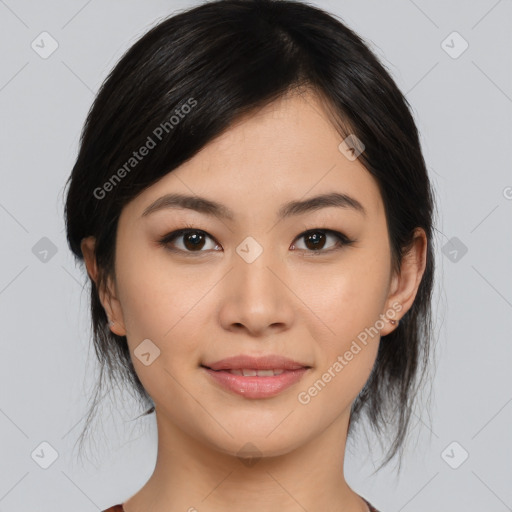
141;191;367;220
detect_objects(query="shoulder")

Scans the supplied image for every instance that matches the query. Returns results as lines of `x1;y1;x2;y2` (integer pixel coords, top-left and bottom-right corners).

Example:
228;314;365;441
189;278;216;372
102;505;124;512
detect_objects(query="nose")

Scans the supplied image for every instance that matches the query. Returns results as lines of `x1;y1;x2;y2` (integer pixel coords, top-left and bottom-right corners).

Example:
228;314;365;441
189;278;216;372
218;246;295;337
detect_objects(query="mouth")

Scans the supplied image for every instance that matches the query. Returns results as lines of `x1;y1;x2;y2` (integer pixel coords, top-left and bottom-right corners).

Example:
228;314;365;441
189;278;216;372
200;363;311;399
203;367;294;376
202;354;311;372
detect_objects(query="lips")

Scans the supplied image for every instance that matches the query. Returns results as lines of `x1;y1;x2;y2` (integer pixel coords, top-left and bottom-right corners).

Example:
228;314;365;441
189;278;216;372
202;367;310;399
224;368;285;376
202;354;310;372
201;354;311;399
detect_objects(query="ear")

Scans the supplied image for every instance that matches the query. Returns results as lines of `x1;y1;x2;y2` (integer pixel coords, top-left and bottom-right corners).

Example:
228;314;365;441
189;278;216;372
80;236;127;337
380;227;428;337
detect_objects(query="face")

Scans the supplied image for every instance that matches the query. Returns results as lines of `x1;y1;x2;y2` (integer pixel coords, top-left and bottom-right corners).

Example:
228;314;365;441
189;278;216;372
91;90;408;458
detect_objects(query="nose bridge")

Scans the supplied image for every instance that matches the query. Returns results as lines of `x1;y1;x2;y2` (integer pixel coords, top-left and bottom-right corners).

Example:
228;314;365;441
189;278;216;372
218;233;294;334
233;234;282;297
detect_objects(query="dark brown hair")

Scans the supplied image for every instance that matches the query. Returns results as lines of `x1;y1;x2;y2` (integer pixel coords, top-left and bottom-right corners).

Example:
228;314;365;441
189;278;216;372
64;0;437;473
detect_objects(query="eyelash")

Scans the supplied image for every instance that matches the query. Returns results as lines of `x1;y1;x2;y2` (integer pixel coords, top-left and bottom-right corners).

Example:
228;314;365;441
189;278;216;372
157;224;355;255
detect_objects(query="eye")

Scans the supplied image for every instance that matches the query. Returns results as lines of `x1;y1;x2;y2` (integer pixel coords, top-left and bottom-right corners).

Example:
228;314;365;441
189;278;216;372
291;229;354;253
158;228;220;254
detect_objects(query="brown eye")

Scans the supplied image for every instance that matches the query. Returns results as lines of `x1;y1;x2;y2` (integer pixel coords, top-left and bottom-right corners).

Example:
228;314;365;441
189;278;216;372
304;231;327;250
182;231;206;251
159;229;220;253
291;229;353;252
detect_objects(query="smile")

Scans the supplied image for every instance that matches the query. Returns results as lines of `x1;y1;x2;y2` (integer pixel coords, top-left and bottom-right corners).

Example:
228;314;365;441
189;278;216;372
201;366;309;399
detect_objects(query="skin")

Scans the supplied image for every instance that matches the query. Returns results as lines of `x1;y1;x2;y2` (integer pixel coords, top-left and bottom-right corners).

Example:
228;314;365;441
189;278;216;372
82;89;427;512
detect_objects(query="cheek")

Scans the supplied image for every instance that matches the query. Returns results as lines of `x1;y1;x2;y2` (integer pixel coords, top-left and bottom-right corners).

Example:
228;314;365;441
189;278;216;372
113;260;206;406
114;238;200;337
293;256;389;338
296;271;383;413
290;253;389;392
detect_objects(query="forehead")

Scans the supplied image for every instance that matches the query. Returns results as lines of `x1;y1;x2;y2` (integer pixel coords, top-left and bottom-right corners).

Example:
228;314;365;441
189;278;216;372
126;90;385;224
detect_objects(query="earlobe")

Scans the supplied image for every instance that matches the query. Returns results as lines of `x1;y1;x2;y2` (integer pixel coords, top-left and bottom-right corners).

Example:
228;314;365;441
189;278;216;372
106;317;126;336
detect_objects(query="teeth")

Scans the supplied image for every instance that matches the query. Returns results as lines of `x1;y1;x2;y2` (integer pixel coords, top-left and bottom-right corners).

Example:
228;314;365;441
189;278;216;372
227;369;286;376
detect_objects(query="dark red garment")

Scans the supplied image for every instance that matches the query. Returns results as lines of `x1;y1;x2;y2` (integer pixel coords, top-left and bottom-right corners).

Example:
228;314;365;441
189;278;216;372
103;496;380;511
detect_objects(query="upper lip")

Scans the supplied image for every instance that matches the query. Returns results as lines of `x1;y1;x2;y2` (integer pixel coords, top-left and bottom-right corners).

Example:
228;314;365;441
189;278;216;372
203;355;311;371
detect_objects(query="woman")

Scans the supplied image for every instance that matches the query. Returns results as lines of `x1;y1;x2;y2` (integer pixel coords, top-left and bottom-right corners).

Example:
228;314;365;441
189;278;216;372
64;0;437;510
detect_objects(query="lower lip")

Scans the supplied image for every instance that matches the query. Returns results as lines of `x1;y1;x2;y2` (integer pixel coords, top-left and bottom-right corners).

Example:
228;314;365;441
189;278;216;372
202;367;309;399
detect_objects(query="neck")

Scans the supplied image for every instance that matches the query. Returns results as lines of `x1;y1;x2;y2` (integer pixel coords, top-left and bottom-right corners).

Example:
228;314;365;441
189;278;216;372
123;407;369;512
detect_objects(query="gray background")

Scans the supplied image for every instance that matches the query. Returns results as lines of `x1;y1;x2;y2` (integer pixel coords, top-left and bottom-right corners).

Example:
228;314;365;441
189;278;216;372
1;0;511;510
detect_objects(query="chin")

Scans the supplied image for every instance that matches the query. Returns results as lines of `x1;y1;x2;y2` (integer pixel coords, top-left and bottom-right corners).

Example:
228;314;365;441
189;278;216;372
202;425;307;461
